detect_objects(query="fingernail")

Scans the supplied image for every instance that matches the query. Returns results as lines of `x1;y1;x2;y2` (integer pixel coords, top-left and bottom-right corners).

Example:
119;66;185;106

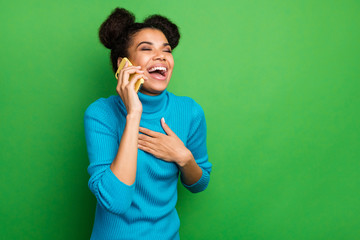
161;117;165;124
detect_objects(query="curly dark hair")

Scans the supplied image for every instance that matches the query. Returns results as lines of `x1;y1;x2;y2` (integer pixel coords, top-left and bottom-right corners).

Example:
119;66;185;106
99;8;180;72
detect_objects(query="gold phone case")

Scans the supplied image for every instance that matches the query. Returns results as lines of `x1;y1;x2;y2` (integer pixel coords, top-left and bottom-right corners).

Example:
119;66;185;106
115;58;144;93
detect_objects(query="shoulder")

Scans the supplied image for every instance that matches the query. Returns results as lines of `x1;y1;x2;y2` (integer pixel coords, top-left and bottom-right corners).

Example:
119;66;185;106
84;95;120;119
167;92;205;117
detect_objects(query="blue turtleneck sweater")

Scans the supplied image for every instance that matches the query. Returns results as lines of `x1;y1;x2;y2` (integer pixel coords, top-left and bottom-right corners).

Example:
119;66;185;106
84;90;212;240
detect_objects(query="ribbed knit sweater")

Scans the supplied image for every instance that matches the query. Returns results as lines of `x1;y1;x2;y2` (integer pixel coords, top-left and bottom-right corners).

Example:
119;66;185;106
84;90;212;240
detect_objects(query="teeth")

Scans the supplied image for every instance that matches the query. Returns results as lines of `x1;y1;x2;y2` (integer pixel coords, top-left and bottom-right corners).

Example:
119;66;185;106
148;66;167;72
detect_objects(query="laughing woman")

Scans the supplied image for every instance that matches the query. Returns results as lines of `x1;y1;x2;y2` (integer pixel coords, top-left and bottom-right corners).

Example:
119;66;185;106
84;8;212;240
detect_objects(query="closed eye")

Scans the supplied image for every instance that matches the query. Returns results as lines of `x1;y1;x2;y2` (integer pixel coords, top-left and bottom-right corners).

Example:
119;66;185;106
140;46;171;53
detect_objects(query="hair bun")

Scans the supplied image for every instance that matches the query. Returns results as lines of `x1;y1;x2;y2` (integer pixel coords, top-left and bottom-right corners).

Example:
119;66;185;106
144;15;180;49
99;8;135;49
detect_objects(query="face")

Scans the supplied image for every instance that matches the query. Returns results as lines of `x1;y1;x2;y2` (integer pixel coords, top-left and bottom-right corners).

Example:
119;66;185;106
118;28;174;96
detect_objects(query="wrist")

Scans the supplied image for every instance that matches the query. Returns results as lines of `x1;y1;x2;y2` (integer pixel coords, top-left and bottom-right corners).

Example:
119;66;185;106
177;150;194;168
126;112;142;121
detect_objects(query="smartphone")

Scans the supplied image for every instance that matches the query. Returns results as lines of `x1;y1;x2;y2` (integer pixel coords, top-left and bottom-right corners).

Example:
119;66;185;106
115;57;144;93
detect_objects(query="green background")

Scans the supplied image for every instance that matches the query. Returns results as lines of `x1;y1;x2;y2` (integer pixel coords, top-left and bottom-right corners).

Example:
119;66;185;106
1;0;359;239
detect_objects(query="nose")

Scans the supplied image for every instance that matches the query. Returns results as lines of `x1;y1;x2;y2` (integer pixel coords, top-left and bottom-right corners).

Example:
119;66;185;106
153;49;165;61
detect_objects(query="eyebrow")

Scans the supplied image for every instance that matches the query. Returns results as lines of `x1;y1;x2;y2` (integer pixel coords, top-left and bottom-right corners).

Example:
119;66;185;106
136;41;170;48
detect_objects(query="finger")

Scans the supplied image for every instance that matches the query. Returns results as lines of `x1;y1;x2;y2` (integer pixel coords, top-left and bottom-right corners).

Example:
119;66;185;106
138;133;156;143
123;64;141;71
139;127;162;138
138;140;156;155
128;74;148;90
121;68;144;81
115;60;128;79
115;60;136;80
118;70;145;94
119;66;144;84
124;65;142;72
161;117;175;136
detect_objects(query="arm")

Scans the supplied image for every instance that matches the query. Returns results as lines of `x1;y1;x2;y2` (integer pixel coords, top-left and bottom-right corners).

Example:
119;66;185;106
85;104;137;214
110;61;147;185
181;103;212;193
159;118;204;186
85;62;147;214
137;103;212;193
110;113;140;185
177;152;203;186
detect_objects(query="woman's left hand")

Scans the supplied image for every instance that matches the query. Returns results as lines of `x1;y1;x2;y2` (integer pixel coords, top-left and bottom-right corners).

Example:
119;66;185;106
138;118;192;167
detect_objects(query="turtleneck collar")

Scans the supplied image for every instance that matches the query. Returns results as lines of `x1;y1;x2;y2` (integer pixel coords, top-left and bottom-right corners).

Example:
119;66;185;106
137;89;169;119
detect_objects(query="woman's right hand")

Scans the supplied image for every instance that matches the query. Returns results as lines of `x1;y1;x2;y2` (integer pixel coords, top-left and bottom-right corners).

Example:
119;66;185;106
116;61;148;116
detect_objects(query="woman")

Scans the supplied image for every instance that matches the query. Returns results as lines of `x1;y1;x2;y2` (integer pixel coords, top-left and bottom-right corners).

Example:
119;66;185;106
84;8;212;239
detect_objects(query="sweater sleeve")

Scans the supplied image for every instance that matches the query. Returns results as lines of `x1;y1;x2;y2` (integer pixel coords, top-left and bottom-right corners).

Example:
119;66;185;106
181;101;212;193
84;100;135;215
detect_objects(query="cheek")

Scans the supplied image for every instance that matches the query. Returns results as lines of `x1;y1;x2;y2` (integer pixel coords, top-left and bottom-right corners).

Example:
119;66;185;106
168;57;174;70
130;58;143;67
129;53;148;67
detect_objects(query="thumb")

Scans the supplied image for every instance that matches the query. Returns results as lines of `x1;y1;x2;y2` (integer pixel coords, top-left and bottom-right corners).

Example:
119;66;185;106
161;117;174;136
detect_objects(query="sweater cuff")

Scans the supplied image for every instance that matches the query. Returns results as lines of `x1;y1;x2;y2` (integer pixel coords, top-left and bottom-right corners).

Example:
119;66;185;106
97;167;135;214
182;168;210;193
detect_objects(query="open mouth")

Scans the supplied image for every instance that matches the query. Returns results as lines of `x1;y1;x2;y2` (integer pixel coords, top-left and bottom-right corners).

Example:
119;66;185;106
147;66;167;80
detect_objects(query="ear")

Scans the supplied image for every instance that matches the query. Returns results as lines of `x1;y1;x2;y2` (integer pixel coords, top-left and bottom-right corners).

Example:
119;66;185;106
117;57;123;68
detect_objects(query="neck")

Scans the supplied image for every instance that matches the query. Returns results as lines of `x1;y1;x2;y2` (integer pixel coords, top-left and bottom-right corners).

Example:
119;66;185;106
139;88;160;96
138;90;168;119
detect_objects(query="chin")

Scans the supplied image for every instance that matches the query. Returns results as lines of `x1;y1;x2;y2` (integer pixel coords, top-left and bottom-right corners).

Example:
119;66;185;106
141;82;168;95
